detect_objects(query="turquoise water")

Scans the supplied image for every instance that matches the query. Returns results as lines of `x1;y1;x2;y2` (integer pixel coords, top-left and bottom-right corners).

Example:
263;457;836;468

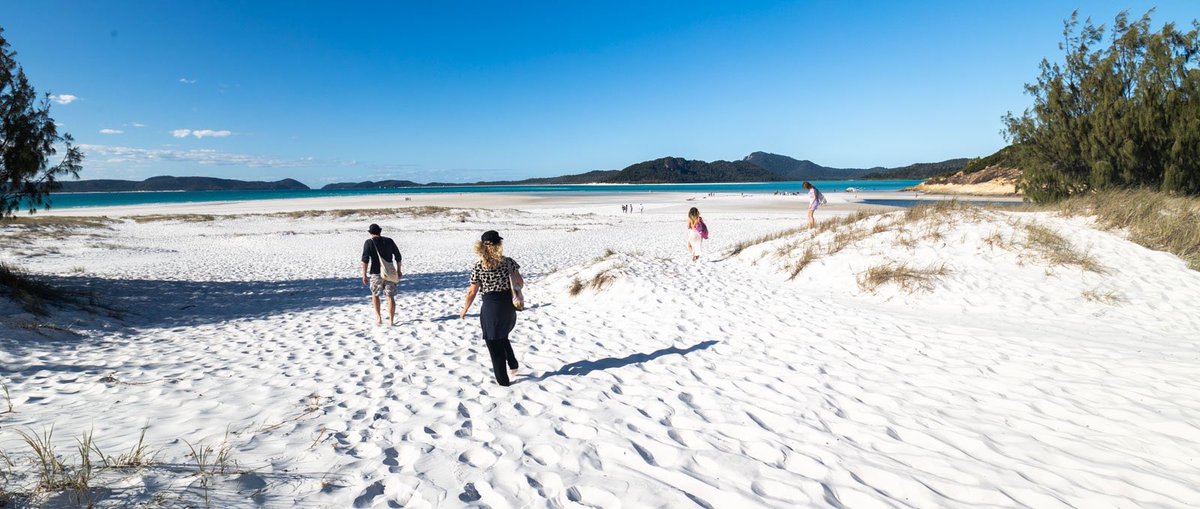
45;180;923;210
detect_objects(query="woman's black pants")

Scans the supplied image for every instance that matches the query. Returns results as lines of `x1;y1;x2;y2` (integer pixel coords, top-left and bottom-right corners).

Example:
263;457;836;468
480;292;519;386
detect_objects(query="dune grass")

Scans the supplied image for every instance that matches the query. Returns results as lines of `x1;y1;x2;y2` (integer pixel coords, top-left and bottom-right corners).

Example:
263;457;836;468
568;263;623;296
130;214;218;223
0;216;113;229
1055;189;1200;271
1;379;11;414
3;424;239;507
858;262;949;293
1023;223;1104;272
726;209;884;258
568;251;625;296
1082;287;1121;304
0;263;67;315
275;206;471;220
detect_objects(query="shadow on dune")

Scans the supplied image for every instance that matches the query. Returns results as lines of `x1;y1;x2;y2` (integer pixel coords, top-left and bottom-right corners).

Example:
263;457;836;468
32;271;468;329
528;340;718;382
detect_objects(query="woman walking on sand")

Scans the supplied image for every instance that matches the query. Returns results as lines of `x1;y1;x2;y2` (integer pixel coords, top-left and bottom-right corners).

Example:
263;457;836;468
803;181;826;229
686;207;708;262
459;230;525;386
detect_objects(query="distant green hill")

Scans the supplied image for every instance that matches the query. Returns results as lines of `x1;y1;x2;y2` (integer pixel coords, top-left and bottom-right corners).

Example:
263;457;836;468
744;151;970;180
861;158;972;179
321;180;421;190
57;176;310;192
421;170;622;187
742;151;876;179
607;157;781;183
960;146;1015;175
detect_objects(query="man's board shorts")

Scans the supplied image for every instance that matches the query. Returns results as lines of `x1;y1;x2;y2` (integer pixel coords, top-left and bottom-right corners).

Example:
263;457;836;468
369;274;397;298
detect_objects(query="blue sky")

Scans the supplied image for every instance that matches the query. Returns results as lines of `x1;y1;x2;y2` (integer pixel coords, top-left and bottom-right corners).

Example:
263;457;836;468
3;1;1196;185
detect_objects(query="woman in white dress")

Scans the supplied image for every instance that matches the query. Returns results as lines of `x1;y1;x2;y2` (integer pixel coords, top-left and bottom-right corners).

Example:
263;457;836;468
686;207;706;262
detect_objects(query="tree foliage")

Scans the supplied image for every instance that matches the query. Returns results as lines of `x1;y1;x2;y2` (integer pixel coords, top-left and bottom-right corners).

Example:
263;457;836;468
1004;11;1200;202
1;27;83;217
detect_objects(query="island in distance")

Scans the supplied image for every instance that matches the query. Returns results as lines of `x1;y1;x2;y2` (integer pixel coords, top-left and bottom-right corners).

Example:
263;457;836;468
56;175;310;193
322;153;974;189
54;152;979;192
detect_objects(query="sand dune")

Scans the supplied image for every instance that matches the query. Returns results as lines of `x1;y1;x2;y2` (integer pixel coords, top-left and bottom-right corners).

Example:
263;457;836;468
1;201;1198;507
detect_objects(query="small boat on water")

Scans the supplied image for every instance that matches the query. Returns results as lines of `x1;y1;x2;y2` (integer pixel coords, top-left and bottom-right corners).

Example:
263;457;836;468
845;187;861;193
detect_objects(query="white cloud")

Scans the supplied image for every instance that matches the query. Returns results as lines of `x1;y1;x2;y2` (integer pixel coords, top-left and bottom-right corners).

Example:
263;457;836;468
80;144;305;168
179;78;196;84
172;128;233;139
191;129;232;139
99;128;124;135
130;122;146;128
50;94;78;105
77;144;425;180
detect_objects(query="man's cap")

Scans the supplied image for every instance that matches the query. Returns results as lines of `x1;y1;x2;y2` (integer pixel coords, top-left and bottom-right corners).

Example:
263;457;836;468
368;223;382;235
481;230;503;244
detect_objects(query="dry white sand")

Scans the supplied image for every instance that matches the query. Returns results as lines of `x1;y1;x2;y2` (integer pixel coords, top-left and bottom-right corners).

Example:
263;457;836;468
2;194;1198;508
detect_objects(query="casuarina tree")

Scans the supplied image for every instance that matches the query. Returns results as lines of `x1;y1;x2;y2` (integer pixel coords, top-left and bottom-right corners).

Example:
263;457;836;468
1;26;83;217
1004;11;1200;203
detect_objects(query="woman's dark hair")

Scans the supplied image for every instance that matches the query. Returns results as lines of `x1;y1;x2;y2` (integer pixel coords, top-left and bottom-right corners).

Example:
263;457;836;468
802;181;813;190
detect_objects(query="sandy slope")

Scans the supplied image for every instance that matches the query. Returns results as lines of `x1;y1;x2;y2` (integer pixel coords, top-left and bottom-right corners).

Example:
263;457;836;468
1;201;1198;508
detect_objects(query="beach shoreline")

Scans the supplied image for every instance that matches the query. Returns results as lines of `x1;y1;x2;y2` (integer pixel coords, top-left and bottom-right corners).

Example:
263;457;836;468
31;189;1021;218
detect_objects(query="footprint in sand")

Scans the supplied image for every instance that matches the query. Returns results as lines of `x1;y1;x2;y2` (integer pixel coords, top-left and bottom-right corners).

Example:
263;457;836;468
555;422;598;440
526;472;564;498
352;480;385;508
629;439;680;468
751;479;810;504
566;485;622;509
458;446;498;468
348;442;382;459
523;444;560;466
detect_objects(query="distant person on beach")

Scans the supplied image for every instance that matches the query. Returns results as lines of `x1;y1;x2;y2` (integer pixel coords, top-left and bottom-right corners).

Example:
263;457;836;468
686;207;708;262
459;230;525;386
361;223;403;326
803;181;827;229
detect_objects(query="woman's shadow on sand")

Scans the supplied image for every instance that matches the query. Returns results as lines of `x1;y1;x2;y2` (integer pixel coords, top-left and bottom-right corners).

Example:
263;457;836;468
524;340;718;382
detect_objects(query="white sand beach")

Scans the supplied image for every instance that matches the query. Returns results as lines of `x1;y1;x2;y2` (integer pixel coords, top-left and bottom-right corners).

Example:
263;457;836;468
2;193;1199;508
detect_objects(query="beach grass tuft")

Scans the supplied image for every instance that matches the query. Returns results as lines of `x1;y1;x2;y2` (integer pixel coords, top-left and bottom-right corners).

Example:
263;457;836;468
17;426;67;493
107;427;153;469
1;379;11;414
0;448;12;506
13;426;105;503
727;227;805;257
857;262;949;293
0;263;68;315
0;216;113;229
1023;223;1104;272
1082;287;1121;304
726;209;886;259
568;257;624;296
589;266;620;292
786;247;817;280
130;214;218;223
185;431;238;507
983;230;1010;250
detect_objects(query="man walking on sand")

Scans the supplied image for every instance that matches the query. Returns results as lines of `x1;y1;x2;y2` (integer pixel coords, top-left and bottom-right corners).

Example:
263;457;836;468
361;223;403;326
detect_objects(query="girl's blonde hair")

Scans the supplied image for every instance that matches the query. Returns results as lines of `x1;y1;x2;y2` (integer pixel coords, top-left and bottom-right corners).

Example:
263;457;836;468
687;207;701;228
474;240;504;269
